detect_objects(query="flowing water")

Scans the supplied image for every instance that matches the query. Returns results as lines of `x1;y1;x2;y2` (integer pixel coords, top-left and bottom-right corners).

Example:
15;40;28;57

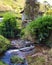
1;40;35;65
1;49;28;65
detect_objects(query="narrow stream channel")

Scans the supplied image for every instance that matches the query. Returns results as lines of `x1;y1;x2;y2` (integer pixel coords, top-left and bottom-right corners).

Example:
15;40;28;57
1;49;28;65
1;40;35;65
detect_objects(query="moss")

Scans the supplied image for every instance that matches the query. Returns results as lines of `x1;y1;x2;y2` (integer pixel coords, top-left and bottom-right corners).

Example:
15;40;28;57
0;35;11;54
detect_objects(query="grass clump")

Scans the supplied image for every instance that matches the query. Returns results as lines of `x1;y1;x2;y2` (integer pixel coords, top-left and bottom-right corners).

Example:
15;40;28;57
0;35;11;54
10;55;24;64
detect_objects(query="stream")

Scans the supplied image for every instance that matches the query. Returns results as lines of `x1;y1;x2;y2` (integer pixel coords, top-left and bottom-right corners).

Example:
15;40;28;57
1;40;35;65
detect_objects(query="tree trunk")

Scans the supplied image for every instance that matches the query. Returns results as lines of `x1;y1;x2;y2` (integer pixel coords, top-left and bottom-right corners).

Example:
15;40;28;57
24;0;39;20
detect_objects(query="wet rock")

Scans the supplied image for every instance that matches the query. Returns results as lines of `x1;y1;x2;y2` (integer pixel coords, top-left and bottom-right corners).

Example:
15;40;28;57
19;46;35;52
11;39;34;49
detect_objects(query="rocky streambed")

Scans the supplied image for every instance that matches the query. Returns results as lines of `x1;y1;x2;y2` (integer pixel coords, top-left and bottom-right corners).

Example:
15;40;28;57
11;39;34;48
0;39;35;65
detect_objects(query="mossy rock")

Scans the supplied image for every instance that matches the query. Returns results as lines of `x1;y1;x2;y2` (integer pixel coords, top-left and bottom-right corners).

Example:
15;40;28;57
0;35;11;54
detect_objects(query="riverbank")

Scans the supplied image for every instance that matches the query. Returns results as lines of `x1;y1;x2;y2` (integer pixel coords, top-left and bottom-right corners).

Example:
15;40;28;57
1;39;52;65
1;45;35;65
26;45;52;65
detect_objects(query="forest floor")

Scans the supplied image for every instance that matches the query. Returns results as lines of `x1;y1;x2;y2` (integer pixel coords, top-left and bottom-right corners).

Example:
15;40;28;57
26;45;52;65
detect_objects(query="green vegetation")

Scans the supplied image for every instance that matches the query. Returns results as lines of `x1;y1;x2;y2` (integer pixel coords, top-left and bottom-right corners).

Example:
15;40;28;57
27;56;45;65
0;0;25;17
0;35;11;54
23;15;52;46
0;1;52;65
0;61;7;65
1;0;25;12
10;55;24;64
34;56;45;65
27;48;52;65
0;0;25;28
44;9;52;16
0;12;20;38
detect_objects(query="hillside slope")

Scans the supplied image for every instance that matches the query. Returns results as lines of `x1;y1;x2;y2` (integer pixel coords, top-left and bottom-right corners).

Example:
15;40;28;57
0;0;25;17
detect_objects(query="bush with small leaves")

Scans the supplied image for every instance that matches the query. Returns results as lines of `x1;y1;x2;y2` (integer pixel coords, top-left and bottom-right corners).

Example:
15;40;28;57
23;15;52;46
0;12;20;38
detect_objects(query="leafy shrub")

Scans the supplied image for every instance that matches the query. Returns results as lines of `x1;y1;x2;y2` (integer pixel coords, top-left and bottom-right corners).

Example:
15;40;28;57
0;35;11;54
0;12;20;38
10;55;24;64
23;15;52;44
